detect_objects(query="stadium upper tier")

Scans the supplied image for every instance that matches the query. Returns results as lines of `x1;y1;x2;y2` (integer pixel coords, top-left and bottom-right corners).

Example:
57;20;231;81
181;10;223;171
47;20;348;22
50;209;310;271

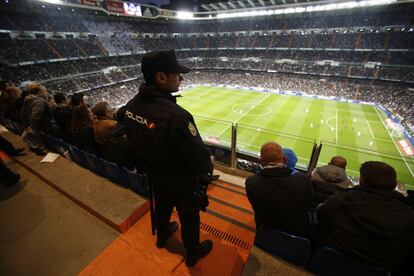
0;4;413;33
1;1;413;84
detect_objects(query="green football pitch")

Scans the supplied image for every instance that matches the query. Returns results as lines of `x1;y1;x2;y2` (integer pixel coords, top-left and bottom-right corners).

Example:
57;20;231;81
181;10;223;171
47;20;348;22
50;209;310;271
177;86;414;188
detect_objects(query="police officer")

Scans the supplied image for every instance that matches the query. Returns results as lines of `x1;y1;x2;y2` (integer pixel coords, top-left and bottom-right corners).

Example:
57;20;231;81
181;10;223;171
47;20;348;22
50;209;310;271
125;50;213;267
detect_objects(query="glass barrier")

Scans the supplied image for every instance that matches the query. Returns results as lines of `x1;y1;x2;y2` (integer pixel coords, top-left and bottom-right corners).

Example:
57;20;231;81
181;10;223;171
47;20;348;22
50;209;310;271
319;141;414;190
194;115;233;148
236;123;316;170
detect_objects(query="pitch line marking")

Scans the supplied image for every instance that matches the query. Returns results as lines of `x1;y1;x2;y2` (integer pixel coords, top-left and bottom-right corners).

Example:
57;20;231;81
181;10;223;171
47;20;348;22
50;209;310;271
366;120;376;140
231;104;273;117
325;116;337;143
374;107;414;178
336;108;339;144
216;93;272;137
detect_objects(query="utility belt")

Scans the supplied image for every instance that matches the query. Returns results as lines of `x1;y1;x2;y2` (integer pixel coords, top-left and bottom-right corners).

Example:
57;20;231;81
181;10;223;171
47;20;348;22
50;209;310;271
193;172;214;212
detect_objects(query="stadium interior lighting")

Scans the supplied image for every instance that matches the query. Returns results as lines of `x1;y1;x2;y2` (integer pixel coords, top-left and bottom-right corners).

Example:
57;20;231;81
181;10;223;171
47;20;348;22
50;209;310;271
39;0;64;4
215;0;398;19
176;11;193;20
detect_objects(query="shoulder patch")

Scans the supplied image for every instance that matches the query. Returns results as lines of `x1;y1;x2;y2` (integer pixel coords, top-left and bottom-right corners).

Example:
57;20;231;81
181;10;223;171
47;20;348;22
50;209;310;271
188;121;197;136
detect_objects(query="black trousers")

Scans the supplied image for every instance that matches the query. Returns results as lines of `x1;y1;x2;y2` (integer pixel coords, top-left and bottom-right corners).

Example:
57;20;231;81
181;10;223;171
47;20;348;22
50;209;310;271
0;135;15;153
153;187;200;252
0;157;15;181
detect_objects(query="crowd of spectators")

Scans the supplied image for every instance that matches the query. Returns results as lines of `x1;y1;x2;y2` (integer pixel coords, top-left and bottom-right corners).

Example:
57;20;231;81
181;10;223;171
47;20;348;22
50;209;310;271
245;141;414;274
1;2;413;34
0;81;141;169
0;37;107;64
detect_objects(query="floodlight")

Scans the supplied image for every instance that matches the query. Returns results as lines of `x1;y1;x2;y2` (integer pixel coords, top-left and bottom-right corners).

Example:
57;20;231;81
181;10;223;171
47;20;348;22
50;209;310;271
176;11;193;19
295;7;306;13
40;0;64;4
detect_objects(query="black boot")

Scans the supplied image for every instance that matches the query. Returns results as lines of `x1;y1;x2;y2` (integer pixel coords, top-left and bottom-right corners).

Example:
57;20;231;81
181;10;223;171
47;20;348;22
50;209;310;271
8;147;25;156
30;147;47;156
156;221;178;248
185;240;213;267
5;172;21;187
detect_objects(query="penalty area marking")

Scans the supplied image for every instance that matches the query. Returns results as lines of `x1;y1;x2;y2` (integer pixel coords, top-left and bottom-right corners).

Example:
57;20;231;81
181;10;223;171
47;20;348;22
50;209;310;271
374;107;414;178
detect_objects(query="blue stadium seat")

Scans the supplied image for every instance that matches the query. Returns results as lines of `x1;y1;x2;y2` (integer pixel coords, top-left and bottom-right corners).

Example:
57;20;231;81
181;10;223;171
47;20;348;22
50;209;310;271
68;145;88;168
254;225;311;266
125;169;149;197
307;247;389;276
45;135;68;155
84;152;108;178
103;160;129;188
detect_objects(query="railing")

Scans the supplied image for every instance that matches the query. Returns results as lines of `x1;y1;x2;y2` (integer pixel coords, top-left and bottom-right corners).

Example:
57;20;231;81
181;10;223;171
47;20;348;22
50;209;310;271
194;115;414;188
319;141;414;189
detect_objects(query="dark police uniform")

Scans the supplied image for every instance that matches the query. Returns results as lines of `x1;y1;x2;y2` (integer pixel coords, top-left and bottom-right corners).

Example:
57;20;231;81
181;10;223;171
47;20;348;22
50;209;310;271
125;83;213;252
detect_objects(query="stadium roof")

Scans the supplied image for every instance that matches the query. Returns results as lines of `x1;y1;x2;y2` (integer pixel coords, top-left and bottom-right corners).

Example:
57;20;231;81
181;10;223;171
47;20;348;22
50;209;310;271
201;0;332;11
199;0;408;11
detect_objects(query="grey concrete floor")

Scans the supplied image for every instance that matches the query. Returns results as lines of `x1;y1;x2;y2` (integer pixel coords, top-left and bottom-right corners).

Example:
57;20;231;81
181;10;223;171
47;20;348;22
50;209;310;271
0;158;119;276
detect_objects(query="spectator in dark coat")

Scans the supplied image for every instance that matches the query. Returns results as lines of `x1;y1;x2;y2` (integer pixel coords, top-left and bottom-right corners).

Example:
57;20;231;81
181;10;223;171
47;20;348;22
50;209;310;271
316;161;414;272
21;83;53;155
53;93;72;140
310;156;353;210
70;92;86;108
70;105;97;154
0;80;10;114
245;142;313;237
92;101;117;146
3;86;23;123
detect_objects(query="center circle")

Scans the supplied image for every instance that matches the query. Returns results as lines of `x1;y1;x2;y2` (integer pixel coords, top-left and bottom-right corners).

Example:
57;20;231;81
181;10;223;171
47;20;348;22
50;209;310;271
232;104;272;117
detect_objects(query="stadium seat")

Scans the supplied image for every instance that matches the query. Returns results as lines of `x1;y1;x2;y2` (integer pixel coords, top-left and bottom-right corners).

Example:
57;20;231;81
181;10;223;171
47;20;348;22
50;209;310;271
0;117;23;134
7;120;24;135
103;160;129;188
125;168;149;197
68;145;89;168
254;225;311;267
45;135;68;155
84;152;108;178
307;247;389;276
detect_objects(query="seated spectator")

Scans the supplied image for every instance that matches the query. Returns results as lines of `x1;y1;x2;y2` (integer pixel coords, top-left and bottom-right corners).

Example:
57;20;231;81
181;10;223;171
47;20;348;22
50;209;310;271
92;101;117;146
104;105;138;169
316;161;414;272
245;142;313;237
70;105;97;154
0;80;10;114
310;156;353;210
283;147;298;174
70;92;86;108
21;83;54;155
4;86;23;123
53;93;72;140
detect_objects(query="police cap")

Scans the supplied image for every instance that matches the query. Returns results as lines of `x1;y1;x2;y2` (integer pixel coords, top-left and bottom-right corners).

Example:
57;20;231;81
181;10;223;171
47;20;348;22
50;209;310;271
141;50;190;84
